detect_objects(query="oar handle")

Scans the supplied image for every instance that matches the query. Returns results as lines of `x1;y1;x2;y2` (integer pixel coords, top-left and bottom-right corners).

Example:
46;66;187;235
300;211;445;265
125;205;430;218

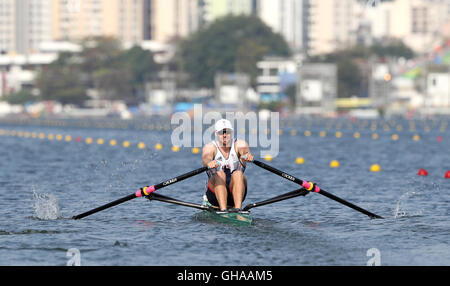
251;160;383;219
72;166;209;220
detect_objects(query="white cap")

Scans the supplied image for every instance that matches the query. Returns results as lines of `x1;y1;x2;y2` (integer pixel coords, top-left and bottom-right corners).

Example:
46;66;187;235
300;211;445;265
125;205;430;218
215;119;234;132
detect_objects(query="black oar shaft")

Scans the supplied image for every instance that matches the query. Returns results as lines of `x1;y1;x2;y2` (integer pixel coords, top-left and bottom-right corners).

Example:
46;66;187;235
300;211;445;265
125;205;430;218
73;194;136;220
151;167;208;191
243;188;308;211
317;189;383;219
148;193;210;211
72;166;208;220
252;160;383;219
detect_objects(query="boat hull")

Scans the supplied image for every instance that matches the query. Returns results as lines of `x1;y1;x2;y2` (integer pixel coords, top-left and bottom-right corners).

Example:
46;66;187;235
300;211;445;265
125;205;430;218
202;197;252;226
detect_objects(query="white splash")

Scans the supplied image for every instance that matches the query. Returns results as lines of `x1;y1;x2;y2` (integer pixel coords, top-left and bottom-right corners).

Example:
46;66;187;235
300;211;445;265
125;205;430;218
32;189;61;220
394;190;424;218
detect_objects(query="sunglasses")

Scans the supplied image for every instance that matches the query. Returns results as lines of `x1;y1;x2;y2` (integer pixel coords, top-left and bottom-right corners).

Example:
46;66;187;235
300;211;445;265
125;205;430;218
217;129;232;135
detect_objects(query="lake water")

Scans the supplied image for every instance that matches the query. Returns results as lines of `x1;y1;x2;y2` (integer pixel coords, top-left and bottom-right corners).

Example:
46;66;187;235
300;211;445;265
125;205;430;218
0;116;449;266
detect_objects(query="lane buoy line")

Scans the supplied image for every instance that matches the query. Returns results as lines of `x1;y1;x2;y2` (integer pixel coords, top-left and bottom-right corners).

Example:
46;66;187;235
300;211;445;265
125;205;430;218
0;128;209;155
0;129;163;151
1;129;449;174
1;128;447;150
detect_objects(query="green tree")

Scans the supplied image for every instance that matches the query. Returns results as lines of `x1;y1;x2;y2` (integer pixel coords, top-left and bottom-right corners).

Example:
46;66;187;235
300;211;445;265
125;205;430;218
178;15;291;88
1;90;35;105
337;58;363;98
119;45;159;85
34;37;160;106
35;61;87;105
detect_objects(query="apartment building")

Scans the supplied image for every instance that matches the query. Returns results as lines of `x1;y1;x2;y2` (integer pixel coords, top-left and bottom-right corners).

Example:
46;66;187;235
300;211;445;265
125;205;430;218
0;0;53;54
201;0;254;23
52;0;149;46
363;0;444;53
307;0;358;56
258;0;309;53
150;0;199;43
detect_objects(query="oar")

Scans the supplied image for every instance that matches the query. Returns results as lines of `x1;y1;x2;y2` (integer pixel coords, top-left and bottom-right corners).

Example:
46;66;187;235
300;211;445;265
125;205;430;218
72;166;208;220
249;159;383;219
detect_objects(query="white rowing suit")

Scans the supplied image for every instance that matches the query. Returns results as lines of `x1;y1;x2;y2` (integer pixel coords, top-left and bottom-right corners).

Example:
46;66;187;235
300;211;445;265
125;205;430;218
204;138;247;206
206;138;246;179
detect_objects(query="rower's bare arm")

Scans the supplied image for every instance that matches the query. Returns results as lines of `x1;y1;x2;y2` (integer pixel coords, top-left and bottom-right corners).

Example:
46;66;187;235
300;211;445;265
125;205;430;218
236;139;253;162
202;143;216;167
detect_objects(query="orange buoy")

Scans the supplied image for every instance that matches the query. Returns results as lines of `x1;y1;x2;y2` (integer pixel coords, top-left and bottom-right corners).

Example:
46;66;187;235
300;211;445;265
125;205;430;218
75;137;82;142
445;170;450;179
437;136;443;142
417;169;428;176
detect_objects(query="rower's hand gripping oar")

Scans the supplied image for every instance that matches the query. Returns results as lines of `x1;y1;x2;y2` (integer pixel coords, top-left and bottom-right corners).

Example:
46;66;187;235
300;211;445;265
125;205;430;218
72;166;209;220
244;156;383;219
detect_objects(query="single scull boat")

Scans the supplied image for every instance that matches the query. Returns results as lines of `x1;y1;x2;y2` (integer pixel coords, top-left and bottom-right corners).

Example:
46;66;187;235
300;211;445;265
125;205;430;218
146;188;309;226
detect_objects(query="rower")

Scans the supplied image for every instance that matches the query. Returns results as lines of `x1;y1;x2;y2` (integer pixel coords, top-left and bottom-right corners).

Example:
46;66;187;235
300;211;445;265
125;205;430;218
202;119;254;212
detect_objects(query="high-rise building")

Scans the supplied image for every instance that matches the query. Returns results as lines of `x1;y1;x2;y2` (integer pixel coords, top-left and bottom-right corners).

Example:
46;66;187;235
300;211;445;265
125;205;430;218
202;0;254;23
258;0;309;53
150;0;199;43
0;0;53;54
363;0;443;53
307;0;358;56
0;0;15;54
52;0;149;46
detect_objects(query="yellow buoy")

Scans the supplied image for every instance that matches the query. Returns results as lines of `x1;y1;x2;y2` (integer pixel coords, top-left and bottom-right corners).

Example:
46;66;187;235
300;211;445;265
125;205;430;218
372;133;379;139
85;137;93;144
137;142;146;149
392;134;399;141
335;131;342;138
155;143;163;150
330;160;340;168
48;134;54;140
122;141;130;148
56;134;63;141
264;155;273;161
353;132;360;139
191;147;200;154
295;157;305;165
413;134;420;141
97;138;104;145
304;130;311;137
319;131;326;137
65;135;72;142
370;164;381;172
290;130;297;136
109;139;117;146
171;146;180;152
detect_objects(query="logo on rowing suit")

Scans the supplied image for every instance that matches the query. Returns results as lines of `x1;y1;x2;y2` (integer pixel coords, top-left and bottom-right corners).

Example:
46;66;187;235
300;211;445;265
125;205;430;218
282;173;295;181
163;178;178;186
